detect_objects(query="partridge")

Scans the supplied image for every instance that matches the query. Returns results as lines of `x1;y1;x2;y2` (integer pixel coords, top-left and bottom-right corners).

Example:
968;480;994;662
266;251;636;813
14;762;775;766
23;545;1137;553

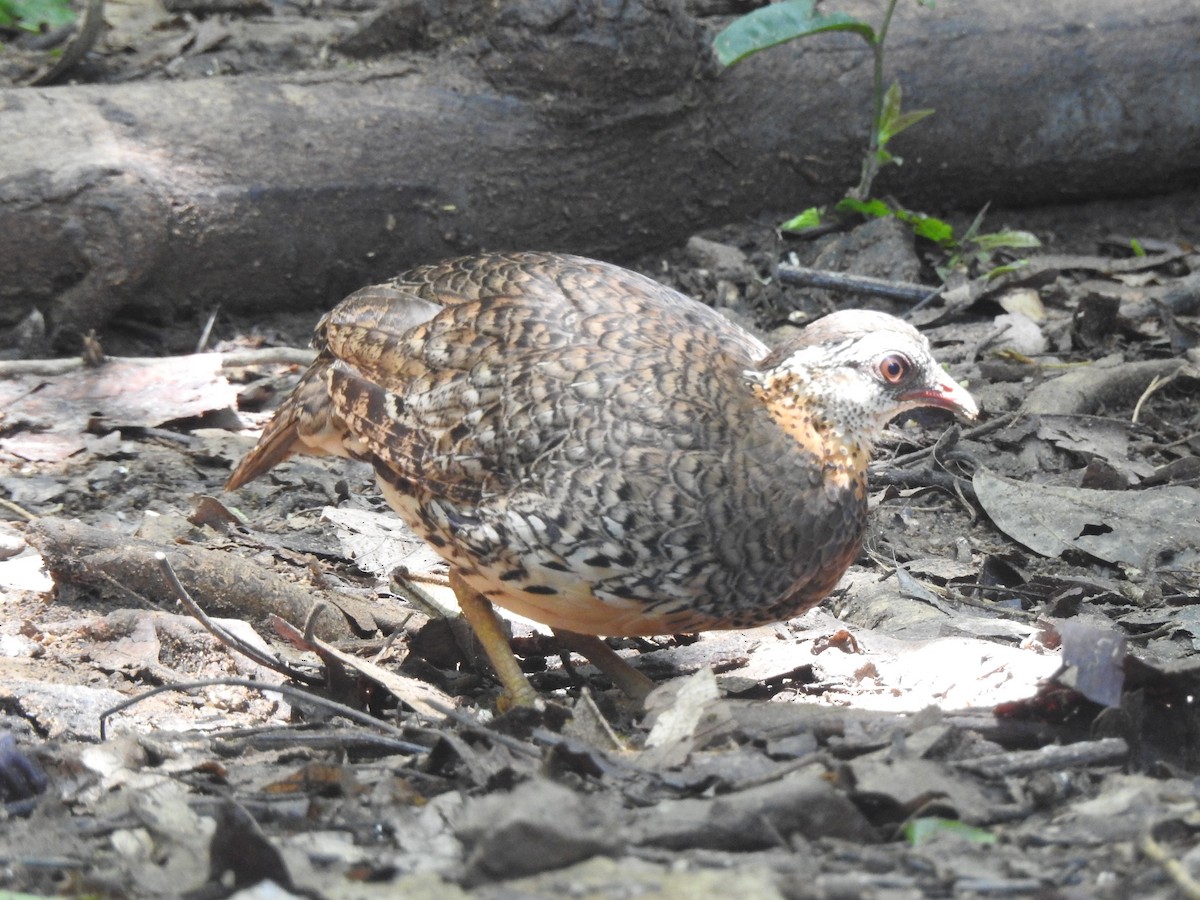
226;252;977;705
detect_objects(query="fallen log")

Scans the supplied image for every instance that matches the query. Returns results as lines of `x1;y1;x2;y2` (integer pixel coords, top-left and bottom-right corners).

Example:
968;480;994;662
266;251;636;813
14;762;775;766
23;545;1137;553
1;0;1197;347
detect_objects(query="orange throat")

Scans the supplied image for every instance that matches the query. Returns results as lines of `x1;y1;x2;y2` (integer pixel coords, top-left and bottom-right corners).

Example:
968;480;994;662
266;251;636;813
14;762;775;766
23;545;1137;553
751;377;870;494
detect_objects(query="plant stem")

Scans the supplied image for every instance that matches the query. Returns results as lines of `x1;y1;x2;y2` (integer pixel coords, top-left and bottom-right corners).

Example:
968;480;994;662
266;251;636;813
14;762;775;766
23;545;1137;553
851;0;900;201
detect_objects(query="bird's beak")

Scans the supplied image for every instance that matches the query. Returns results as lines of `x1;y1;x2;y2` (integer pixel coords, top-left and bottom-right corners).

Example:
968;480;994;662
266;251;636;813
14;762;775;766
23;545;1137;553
902;373;979;420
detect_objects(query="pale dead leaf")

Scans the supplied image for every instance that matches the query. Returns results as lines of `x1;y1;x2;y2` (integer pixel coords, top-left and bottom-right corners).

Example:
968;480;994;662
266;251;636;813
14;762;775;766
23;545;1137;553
0;355;236;461
998;288;1046;321
321;506;444;578
642;668;720;769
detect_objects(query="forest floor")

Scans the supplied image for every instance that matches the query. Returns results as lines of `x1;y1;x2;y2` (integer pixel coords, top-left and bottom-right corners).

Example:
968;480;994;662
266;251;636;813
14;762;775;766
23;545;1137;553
2;1;1200;897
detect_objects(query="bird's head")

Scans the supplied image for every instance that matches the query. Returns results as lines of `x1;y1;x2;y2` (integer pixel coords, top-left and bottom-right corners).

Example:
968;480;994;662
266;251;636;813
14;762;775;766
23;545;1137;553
748;309;978;457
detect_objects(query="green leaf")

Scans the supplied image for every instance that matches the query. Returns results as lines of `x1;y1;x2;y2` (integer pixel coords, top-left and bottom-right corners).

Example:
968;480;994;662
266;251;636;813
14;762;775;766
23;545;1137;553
879;81;903;133
0;0;75;31
889;206;955;244
884;107;935;141
877;82;934;146
714;0;875;67
971;230;1042;252
908;215;954;244
836;196;892;219
835;197;955;245
905;817;997;847
780;207;825;232
1129;237;1146;257
984;260;1030;280
959;203;991;244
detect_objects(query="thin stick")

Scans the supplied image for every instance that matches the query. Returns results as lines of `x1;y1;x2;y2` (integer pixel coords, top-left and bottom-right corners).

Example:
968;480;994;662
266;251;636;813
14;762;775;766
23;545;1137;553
99;677;422;745
195;307;220;354
777;264;936;305
878;411;1021;470
1131;370;1181;424
1141;831;1200;899
155;553;322;686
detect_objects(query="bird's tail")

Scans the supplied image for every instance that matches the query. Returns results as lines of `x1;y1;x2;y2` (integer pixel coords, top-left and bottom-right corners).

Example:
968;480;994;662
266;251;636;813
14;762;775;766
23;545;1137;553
225;358;349;490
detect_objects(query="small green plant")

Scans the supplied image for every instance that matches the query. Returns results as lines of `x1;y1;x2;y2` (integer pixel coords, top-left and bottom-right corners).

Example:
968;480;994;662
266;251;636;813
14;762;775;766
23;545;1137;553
714;0;1040;274
938;204;1041;278
715;0;934;222
844;198;1041;279
0;0;75;32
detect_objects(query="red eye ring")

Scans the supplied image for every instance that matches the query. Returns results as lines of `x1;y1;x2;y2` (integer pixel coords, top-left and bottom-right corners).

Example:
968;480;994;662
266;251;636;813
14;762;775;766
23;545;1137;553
879;353;912;385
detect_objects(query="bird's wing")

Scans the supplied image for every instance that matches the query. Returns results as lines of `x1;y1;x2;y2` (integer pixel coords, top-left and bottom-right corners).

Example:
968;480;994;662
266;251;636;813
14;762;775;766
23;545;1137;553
224;282;443;490
227;252;766;493
320;255;767;507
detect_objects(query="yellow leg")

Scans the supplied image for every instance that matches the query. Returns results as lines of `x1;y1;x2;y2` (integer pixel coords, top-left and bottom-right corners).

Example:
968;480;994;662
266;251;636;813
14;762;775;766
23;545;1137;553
552;629;655;702
450;570;539;708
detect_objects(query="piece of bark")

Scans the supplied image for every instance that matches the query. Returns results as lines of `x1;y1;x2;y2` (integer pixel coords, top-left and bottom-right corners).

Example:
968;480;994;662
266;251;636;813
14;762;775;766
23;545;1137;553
27;516;389;641
1;0;1197;347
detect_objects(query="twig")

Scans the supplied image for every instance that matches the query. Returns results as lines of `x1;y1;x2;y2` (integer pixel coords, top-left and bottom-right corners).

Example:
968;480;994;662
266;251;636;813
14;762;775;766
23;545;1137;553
195;307;220;354
880;411;1021;470
777;264;938;305
944;586;1040;621
1141;830;1200;899
99;677;422;744
1024;250;1188;277
218;347;317;368
391;572;459;621
1131;370;1183;424
155;553;322;686
420;698;543;758
302;600;328;644
27;0;105;86
906;286;948;315
211;725;439;759
868;467;977;504
956;737;1128;778
969;320;1014;362
0;498;36;521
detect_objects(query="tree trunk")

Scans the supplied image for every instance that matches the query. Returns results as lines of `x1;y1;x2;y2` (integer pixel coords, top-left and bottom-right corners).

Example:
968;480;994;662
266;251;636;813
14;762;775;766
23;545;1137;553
1;0;1197;347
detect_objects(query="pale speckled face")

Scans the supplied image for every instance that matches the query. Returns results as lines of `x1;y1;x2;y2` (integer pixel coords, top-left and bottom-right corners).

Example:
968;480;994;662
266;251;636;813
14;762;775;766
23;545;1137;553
750;310;978;451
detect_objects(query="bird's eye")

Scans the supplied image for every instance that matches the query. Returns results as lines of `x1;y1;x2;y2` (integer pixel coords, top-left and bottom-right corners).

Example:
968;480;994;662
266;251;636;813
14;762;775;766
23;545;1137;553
878;353;913;385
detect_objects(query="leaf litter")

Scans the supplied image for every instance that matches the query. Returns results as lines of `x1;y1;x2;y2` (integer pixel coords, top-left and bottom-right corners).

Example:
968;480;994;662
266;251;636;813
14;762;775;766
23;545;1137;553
0;205;1198;896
